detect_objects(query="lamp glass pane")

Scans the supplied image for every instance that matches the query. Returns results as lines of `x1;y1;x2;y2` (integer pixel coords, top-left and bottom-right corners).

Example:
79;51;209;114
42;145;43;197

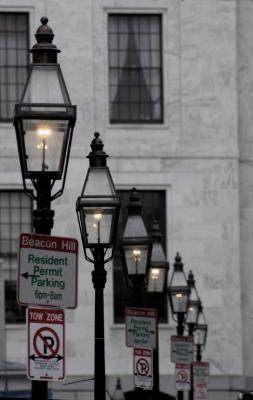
194;326;206;345
80;206;117;245
151;242;166;263
186;303;198;324
22;119;68;173
83;168;116;198
124;245;148;275
147;267;165;292
123;215;148;237
171;291;188;313
22;65;69;106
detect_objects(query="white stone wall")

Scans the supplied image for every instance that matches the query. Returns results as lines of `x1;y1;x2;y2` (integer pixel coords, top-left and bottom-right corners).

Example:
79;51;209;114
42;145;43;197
0;0;247;397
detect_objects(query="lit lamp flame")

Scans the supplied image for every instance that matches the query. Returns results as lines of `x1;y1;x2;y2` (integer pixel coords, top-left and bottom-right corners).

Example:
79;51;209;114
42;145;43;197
94;212;102;243
151;268;160;291
37;128;51;171
133;249;141;274
151;268;160;280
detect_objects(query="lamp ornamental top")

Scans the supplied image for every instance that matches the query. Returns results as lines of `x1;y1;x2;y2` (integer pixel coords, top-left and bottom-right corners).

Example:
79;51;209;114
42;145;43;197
174;252;183;271
87;132;108;167
151;219;162;242
30;17;60;64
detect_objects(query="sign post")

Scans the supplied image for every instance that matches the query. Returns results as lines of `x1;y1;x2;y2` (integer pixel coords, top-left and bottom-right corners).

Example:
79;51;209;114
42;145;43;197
18;233;78;308
27;307;65;381
134;348;153;390
125;307;157;349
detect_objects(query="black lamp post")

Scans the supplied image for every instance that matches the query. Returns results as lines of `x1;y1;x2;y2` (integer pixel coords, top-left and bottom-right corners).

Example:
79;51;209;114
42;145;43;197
168;253;189;400
120;188;152;308
13;17;76;400
76;132;120;400
194;303;208;362
186;271;201;400
147;219;169;399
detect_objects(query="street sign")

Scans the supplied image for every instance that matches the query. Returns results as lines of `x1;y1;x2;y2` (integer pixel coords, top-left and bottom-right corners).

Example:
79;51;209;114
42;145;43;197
171;336;193;363
18;233;78;308
125;307;157;349
175;363;191;391
27;307;65;381
195;383;208;400
134;348;153;390
193;362;210;386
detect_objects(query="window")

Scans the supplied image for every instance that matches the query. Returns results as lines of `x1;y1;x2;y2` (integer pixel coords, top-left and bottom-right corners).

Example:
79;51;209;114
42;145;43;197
0;13;29;121
0;191;33;323
108;14;163;123
113;190;167;323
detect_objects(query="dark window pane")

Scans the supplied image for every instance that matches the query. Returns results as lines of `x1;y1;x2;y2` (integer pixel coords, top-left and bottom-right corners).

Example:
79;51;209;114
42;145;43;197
113;190;167;323
0;12;28;121
108;14;163;123
0;191;32;323
5;281;26;323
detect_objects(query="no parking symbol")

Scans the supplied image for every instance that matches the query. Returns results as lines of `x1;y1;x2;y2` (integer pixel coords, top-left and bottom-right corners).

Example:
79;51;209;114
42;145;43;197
27;307;65;381
175;363;191;391
134;348;153;389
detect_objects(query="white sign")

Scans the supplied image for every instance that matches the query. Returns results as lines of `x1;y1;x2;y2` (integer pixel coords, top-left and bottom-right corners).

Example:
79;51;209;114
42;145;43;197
27;307;65;381
134;348;153;389
126;307;157;349
18;233;78;308
195;383;208;400
171;336;194;363
175;363;191;391
193;362;210;386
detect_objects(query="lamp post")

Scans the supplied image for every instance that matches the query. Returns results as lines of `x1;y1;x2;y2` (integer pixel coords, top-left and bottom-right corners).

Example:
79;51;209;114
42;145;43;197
13;17;76;400
76;132;120;400
194;303;208;362
186;271;201;400
168;253;189;400
147;219;169;399
120;188;152;308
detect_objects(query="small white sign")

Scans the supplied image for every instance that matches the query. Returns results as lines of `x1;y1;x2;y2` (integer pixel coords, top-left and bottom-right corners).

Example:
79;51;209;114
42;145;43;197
18;233;78;308
171;336;194;363
134;348;153;389
195;383;208;400
175;363;191;391
27;307;65;381
126;307;157;349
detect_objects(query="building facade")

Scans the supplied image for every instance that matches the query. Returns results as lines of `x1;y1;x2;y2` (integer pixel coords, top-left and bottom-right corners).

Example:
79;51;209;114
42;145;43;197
0;0;252;399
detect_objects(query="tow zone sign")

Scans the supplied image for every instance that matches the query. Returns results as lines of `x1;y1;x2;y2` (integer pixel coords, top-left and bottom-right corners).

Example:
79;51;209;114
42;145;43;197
175;363;191;391
27;307;65;381
134;348;153;389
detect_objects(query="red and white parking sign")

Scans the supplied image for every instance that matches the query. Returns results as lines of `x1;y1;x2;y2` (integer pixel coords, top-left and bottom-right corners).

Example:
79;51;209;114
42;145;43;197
27;307;65;381
134;348;153;389
175;363;191;391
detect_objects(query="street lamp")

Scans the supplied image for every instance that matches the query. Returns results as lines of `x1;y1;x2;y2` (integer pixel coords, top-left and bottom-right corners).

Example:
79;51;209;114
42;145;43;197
147;219;169;399
112;377;126;400
76;132;120;400
186;271;201;400
168;253;189;335
120;188;152;307
194;303;208;362
168;253;189;400
13;17;76;400
14;17;76;211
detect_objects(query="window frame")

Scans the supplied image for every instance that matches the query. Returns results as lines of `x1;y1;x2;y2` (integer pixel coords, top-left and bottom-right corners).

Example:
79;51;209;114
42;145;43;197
0;12;29;122
108;13;164;124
